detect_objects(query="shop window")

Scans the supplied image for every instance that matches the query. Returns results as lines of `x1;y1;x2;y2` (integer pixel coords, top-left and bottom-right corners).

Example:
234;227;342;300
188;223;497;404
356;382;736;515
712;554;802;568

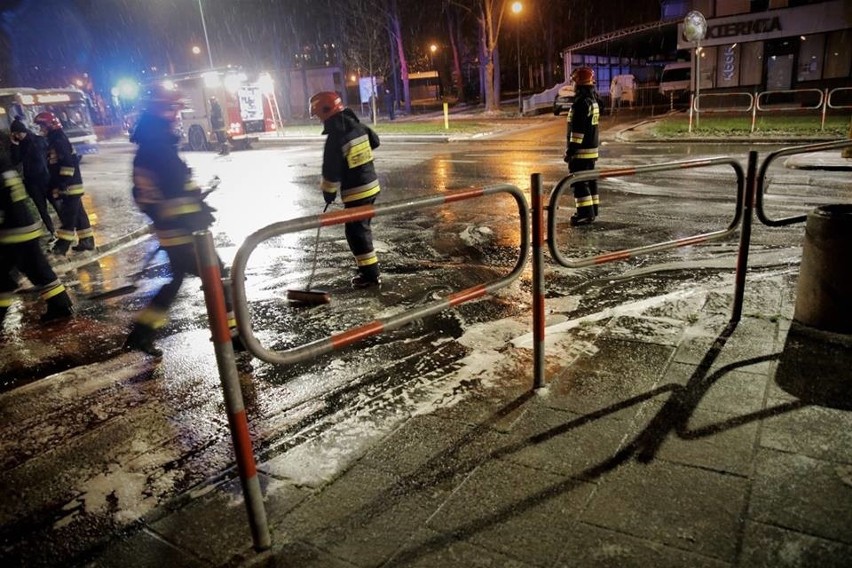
797;35;824;82
740;42;764;86
824;30;851;79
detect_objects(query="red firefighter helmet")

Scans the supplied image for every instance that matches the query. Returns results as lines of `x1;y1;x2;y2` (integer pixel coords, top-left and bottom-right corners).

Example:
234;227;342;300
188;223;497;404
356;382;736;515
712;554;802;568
571;66;595;86
143;85;185;121
310;91;344;121
34;111;62;131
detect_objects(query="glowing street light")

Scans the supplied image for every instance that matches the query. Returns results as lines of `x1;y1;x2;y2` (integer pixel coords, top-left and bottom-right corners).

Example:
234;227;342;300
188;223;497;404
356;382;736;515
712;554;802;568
192;45;202;56
512;1;523;114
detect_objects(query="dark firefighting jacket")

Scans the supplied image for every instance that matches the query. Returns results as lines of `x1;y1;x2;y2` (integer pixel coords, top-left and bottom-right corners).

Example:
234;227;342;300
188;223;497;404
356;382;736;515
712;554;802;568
10;131;50;187
566;87;600;161
1;161;42;246
130;113;214;247
320;108;381;205
45;129;84;197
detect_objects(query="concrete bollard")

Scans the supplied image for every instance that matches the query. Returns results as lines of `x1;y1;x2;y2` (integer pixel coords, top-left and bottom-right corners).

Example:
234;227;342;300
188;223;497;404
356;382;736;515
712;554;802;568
793;204;852;334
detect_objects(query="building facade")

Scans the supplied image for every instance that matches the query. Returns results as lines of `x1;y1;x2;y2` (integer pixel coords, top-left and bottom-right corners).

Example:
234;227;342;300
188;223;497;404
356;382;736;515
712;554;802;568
676;0;851;93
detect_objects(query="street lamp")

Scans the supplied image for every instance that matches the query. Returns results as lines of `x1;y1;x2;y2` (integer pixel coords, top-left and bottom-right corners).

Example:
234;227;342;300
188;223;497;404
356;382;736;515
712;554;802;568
511;1;522;114
197;0;214;68
429;44;438;100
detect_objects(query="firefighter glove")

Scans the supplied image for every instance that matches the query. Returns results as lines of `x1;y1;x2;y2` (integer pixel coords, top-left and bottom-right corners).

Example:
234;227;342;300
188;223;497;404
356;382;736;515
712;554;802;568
323;191;336;205
563;151;572;164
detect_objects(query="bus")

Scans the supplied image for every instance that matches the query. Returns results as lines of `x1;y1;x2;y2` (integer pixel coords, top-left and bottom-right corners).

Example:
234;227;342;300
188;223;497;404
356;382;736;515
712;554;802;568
0;87;98;156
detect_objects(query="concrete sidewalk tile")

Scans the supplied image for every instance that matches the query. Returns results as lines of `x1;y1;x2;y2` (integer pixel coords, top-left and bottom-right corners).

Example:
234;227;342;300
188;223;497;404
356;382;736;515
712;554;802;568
246;540;359;568
384;528;533;568
758;402;852;464
84;528;207;568
570;337;675;379
546;347;673;419
661;362;770;415
738;521;852;567
581;461;749;562
770;326;852;411
360;414;506;484
425;459;596;565
552;521;729;568
749;448;852;545
629;404;760;476
280;463;439;567
673;317;779;376
147;475;298;565
603;314;686;346
499;404;632;480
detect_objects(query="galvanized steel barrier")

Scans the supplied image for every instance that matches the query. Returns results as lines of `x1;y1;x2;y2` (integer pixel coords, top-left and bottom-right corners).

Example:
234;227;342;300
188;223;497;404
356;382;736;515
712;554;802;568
230;185;529;366
193;230;271;551
756;140;852;227
532;157;746;387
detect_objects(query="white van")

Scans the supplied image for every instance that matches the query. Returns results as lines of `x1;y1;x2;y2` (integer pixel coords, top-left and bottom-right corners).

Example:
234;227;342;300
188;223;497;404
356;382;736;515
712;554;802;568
659;62;691;97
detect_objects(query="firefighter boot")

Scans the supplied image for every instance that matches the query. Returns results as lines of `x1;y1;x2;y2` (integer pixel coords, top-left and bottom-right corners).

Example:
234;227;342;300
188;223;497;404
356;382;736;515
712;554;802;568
123;323;163;358
52;239;71;257
72;236;96;252
40;295;74;323
351;268;382;289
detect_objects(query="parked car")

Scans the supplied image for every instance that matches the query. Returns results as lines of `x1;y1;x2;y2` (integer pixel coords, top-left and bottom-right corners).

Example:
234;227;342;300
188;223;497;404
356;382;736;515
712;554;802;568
553;84;575;116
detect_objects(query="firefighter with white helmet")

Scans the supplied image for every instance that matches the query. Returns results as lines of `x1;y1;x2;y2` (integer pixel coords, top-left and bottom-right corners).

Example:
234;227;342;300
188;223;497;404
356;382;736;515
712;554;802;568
310;91;383;288
34;110;97;253
123;85;244;356
563;66;601;226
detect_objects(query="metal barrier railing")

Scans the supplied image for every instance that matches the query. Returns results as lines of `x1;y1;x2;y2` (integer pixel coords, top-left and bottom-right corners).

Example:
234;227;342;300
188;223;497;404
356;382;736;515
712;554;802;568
230;185;529;366
546;158;746;268
756;139;852;227
823;87;852;130
533;157;746;387
193;230;271;551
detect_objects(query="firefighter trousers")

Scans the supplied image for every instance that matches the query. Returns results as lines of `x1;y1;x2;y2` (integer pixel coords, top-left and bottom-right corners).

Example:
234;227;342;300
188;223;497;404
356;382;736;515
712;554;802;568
344;196;380;280
0;240;72;320
55;194;94;245
569;158;599;218
133;242;235;331
25;180;55;235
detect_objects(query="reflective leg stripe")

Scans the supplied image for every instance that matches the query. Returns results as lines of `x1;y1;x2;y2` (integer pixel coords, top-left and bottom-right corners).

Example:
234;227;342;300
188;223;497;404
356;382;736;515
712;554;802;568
61;184;85;196
591;195;600;205
39;281;66;301
76;227;95;238
575;148;598;159
135;307;169;329
0;293;14;308
60;167;75;177
575;196;594;207
355;251;378;267
55;229;77;242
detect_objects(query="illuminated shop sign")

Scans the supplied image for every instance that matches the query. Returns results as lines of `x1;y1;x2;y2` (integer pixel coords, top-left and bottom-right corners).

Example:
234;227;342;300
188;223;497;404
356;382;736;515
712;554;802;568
677;0;849;49
706;17;781;40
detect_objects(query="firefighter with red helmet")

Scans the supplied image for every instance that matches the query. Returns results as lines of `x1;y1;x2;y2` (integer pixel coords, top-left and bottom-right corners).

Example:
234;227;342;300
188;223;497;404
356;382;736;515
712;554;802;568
1;143;74;328
310;91;382;288
563;66;601;226
123;85;243;357
34;111;97;253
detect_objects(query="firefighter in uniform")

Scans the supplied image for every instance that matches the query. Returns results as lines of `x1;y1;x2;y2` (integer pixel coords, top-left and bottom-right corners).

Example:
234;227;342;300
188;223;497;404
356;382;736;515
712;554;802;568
34;111;96;254
9;118;56;238
563;66;601;226
123;86;243;357
0;146;74;328
209;96;230;156
310;91;382;288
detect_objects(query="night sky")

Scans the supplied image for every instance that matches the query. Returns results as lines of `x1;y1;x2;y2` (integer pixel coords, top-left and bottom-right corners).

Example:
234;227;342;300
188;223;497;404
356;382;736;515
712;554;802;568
0;0;662;94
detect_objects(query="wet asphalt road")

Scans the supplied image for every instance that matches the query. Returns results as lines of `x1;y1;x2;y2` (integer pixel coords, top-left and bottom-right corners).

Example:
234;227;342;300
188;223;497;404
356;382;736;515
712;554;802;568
1;117;850;565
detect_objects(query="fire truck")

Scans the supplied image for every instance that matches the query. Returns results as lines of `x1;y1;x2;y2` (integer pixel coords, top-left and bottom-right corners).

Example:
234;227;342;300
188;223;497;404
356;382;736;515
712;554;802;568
156;69;280;151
